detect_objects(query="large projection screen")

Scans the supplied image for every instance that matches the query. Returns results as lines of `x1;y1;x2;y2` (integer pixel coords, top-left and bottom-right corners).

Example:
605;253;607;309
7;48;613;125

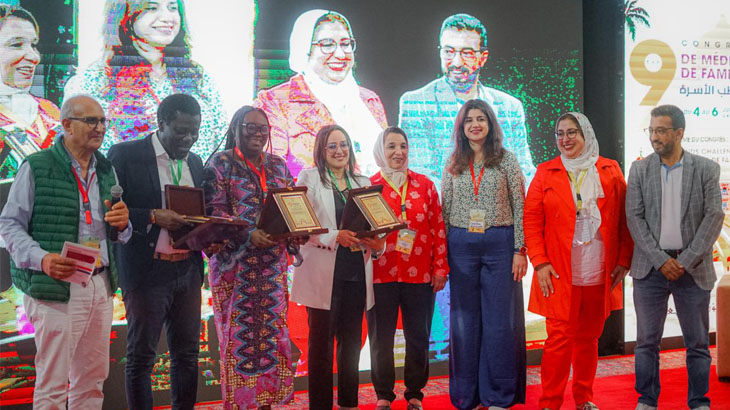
0;0;582;406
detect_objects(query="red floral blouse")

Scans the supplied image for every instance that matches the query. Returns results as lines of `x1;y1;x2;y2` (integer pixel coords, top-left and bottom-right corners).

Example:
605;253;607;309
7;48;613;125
370;170;449;284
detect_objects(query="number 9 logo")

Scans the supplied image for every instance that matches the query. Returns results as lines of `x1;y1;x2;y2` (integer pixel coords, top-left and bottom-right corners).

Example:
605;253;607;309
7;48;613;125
629;39;676;106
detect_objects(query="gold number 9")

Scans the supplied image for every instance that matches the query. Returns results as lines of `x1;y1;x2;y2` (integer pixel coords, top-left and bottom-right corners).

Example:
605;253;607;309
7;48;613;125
629;39;676;106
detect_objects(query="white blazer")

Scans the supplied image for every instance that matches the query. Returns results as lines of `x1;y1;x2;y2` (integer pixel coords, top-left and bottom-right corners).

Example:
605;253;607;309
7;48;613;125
291;168;378;310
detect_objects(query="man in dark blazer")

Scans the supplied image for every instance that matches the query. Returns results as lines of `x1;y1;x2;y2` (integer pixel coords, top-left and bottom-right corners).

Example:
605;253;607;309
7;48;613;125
107;94;205;410
626;104;723;410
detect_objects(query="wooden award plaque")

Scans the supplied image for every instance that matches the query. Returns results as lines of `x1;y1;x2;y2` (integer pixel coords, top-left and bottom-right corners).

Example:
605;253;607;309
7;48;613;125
257;186;328;240
340;185;407;238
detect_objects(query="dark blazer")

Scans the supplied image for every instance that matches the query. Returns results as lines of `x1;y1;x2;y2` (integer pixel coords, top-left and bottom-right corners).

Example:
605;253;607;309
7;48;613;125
107;133;205;291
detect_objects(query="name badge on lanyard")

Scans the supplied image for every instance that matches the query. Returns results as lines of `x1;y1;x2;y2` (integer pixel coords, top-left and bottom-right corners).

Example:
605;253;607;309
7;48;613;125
395;229;416;254
468;209;487;233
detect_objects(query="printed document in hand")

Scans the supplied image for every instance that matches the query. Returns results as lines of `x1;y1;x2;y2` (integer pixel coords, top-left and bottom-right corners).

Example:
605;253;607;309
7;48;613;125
60;241;101;286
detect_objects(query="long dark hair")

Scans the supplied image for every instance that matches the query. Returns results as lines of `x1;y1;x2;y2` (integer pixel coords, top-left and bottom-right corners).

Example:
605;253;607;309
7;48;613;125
223;105;270;152
313;124;361;188
446;99;505;175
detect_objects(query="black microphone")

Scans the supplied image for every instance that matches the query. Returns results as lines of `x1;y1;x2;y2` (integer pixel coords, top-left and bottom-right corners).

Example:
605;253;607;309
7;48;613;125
110;185;123;241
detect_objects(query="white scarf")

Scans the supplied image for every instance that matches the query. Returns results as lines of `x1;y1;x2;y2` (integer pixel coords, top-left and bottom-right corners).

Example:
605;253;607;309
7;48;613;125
559;112;604;239
289;9;383;177
373;128;408;188
0;78;38;126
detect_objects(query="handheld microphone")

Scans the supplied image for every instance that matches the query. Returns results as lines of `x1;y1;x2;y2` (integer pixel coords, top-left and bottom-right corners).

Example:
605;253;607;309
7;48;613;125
110;185;124;241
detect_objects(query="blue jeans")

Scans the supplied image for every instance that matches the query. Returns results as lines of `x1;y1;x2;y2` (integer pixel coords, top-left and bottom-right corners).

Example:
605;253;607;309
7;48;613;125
633;268;711;409
447;226;526;410
122;259;202;410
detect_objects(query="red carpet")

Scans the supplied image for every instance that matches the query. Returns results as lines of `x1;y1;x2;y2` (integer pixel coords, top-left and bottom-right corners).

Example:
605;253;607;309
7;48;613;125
354;365;729;410
191;348;730;409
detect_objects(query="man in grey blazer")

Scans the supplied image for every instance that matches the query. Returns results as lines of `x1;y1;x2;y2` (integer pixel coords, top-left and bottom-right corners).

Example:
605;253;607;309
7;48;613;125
626;104;723;410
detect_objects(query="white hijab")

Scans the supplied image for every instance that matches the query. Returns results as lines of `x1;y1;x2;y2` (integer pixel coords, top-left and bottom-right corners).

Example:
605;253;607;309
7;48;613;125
373;129;408;188
288;9;383;176
559;112;604;239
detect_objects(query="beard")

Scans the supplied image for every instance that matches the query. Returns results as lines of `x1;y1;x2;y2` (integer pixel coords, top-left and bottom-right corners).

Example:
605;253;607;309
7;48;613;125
444;66;480;94
652;139;675;157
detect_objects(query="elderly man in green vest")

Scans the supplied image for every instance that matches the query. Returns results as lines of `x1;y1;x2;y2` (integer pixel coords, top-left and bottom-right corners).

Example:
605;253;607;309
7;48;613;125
0;94;130;409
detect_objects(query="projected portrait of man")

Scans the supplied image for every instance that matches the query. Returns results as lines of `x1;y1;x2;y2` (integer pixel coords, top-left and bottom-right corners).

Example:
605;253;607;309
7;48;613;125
398;13;536;191
63;0;227;161
0;5;60;181
253;9;387;178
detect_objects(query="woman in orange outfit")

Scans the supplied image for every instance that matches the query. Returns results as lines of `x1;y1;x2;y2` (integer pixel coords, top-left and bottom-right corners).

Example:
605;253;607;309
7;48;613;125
524;112;633;410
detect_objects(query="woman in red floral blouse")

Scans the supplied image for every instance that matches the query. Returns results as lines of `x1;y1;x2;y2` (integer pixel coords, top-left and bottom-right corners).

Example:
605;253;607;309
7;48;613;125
367;126;449;410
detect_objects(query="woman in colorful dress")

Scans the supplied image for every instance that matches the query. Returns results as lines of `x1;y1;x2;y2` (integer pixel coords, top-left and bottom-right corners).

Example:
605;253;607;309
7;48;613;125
367;126;449;410
202;105;294;409
442;99;527;410
0;5;60;180
64;0;226;160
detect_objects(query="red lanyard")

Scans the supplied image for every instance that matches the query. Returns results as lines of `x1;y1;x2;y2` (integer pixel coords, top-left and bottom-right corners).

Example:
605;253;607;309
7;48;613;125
469;160;485;203
235;147;267;193
71;167;96;225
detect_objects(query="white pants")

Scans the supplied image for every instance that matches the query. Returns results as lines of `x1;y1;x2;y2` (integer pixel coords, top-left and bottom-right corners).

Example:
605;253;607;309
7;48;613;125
23;273;113;410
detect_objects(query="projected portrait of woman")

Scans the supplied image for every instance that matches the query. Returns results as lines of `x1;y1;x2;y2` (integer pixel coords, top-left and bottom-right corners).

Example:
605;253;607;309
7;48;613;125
0;5;60;181
63;0;226;160
253;9;388;178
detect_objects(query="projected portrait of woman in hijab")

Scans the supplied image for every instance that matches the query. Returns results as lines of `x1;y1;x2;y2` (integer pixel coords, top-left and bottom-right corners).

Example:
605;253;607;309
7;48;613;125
0;5;60;181
63;0;228;160
253;9;388;178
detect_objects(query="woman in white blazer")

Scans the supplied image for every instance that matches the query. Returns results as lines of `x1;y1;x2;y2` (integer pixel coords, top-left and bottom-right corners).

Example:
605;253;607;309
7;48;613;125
293;124;385;410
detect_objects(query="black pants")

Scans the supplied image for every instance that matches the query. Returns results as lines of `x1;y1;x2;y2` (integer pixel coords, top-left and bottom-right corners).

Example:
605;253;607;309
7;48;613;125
123;259;202;410
307;278;366;409
366;282;435;402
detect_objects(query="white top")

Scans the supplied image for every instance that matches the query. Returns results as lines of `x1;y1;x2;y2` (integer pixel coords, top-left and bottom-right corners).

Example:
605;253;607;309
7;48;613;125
571;211;605;286
152;132;194;254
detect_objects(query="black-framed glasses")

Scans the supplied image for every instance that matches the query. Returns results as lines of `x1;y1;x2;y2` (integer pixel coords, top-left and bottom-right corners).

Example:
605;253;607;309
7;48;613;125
326;141;349;152
555;128;581;140
439;46;481;61
241;123;270;135
68;117;107;129
311;38;356;54
644;127;678;136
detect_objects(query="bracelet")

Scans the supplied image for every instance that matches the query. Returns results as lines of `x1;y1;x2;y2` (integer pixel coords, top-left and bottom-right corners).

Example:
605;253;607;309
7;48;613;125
150;209;156;225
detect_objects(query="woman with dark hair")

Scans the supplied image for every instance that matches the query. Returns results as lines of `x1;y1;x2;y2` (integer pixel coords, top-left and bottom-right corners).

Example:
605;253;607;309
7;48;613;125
202;105;294;409
442;99;527;409
367;126;449;410
64;0;226;159
524;112;632;410
0;5;60;180
291;124;385;410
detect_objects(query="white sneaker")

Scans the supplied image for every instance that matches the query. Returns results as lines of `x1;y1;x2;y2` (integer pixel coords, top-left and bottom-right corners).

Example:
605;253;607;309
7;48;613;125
577;402;599;410
634;404;657;410
488;407;508;410
691;407;710;410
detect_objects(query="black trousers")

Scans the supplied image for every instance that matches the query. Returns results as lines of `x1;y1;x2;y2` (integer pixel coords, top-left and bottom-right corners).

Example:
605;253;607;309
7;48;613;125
366;282;435;402
307;278;366;409
123;259;202;410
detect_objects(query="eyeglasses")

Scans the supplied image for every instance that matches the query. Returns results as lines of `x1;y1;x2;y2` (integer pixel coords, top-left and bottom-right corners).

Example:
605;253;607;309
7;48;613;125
241;123;270;135
439;46;481;61
644;127;678;136
555;129;581;140
311;38;356;54
68;117;107;129
326;141;349;152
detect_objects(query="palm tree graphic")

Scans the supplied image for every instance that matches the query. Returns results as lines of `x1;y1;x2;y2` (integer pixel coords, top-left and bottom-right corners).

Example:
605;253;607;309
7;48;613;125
625;0;651;41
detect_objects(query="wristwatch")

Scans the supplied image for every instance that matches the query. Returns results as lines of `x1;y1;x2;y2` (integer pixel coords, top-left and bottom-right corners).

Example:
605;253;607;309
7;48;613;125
514;246;528;255
150;209;156;225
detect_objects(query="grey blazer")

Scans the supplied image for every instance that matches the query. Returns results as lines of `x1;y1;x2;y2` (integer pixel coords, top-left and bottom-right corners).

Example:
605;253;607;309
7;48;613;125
625;151;723;290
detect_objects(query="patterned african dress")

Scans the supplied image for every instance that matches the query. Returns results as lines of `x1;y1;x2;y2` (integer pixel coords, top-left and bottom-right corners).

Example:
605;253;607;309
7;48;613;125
202;150;295;409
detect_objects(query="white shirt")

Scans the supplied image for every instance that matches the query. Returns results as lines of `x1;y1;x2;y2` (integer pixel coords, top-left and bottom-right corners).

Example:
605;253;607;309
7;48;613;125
152;132;194;254
659;158;683;250
571;211;605;286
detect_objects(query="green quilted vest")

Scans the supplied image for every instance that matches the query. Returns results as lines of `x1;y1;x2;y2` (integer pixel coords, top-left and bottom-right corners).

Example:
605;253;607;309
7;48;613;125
10;137;119;302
